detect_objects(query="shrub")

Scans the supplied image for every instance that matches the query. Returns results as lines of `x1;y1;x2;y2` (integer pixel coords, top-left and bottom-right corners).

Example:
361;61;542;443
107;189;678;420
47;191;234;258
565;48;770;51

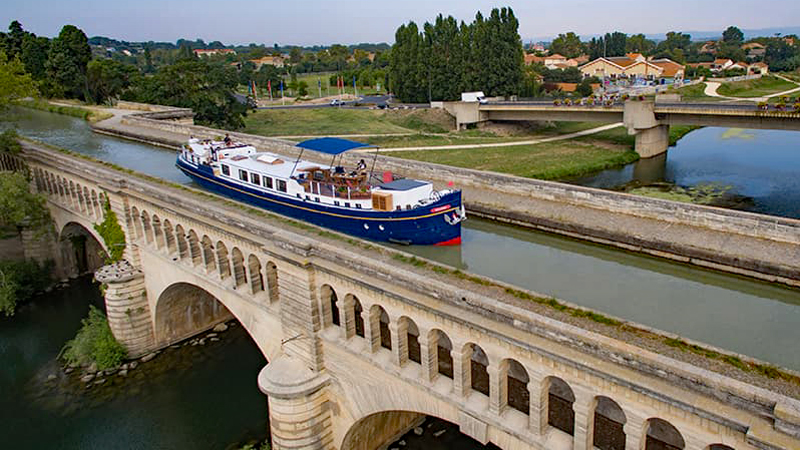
0;129;22;154
93;197;125;262
0;260;54;316
61;305;127;369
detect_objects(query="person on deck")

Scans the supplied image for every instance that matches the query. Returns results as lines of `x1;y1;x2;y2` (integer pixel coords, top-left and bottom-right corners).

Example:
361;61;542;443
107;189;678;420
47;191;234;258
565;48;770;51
356;159;367;173
223;134;232;146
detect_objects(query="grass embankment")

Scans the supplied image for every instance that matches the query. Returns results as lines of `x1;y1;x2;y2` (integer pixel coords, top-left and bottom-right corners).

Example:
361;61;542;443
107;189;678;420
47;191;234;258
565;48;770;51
670;83;725;102
242;108;452;136
716;75;797;98
16;99;113;122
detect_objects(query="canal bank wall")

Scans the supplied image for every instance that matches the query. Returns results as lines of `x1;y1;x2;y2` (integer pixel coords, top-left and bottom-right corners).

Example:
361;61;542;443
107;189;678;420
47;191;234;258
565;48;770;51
94;108;800;287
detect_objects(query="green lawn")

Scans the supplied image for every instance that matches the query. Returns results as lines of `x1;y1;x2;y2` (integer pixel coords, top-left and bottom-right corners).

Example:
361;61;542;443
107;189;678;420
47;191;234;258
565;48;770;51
390;141;639;180
576;125;699;149
670;83;722;102
716;75;798;98
242;108;452;136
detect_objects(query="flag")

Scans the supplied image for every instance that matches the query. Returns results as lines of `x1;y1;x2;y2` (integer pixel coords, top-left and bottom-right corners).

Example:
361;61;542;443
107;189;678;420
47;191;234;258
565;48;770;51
268;80;272;93
353;75;356;89
318;79;321;88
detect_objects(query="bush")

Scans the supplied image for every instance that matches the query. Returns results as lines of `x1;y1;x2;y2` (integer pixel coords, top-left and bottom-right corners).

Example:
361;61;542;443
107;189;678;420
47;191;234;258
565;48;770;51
0;260;54;316
0;129;22;154
61;305;127;369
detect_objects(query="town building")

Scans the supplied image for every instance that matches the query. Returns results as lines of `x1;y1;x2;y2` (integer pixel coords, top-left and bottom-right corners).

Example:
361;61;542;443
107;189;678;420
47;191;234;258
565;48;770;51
578;54;679;81
193;49;237;57
249;56;286;69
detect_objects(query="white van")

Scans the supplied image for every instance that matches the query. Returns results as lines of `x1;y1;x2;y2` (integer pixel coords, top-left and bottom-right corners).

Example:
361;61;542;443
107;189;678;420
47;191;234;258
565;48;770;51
461;91;488;104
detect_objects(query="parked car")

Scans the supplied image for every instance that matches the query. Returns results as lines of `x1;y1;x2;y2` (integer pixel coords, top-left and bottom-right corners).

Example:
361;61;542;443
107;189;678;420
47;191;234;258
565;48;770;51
330;99;343;106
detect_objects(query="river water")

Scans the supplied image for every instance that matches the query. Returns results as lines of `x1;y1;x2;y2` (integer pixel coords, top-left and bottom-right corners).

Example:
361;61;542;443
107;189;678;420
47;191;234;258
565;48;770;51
2;108;800;449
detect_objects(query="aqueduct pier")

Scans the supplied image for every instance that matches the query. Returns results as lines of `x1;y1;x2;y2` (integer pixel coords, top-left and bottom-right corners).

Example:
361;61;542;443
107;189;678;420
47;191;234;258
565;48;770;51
4;142;800;450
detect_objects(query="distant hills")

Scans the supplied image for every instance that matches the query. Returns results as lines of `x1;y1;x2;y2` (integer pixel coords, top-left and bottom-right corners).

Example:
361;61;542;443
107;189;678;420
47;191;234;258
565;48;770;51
525;26;800;44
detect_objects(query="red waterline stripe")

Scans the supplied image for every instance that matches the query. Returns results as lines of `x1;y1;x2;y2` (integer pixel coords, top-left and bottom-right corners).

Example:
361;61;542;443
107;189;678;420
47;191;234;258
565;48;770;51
433;236;462;246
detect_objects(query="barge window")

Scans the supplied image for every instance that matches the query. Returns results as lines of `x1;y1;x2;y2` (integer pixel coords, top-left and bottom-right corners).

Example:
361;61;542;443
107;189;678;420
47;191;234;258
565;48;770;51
277;180;287;192
263;177;273;189
356;204;361;209
345;202;350;208
315;197;320;203
396;206;401;211
238;169;248;181
221;165;230;176
334;201;340;206
250;173;260;185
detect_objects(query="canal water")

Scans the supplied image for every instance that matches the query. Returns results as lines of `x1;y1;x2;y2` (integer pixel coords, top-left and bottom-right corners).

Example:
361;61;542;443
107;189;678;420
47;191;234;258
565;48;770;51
2;108;800;448
568;127;800;219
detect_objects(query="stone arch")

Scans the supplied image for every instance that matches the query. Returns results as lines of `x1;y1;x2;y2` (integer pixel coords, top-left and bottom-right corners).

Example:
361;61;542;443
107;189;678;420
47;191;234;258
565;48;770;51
346;294;365;338
545;376;575;435
83;186;94;217
501;358;529;415
265;261;278;303
59;222;108;276
216;240;231;280
151;215;165;249
187;230;201;266
130;206;142;240
464;342;490;397
428;329;453;379
201;235;216;271
163;219;177;255
399;316;420;364
175;224;189;260
320;284;339;327
153;282;234;347
645;418;685;450
231;247;246;288
91;190;100;219
247;254;264;295
592;396;626;450
340;411;437;450
368;304;391;351
706;445;734;450
141;211;154;244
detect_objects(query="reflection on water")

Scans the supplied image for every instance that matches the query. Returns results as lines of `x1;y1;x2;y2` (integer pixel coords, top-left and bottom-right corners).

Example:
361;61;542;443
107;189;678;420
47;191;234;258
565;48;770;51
568;127;800;218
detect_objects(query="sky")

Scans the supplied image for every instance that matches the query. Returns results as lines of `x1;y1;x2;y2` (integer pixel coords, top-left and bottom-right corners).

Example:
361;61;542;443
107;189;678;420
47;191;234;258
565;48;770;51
2;0;799;46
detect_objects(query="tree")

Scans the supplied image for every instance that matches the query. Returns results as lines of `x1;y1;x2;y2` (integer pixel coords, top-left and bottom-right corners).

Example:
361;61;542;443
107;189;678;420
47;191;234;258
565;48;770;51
626;34;655;55
722;26;744;45
549;32;584;58
86;58;139;104
124;59;248;129
289;47;302;64
0;170;50;230
604;32;627;57
21;34;49;80
0;51;37;105
45;25;91;99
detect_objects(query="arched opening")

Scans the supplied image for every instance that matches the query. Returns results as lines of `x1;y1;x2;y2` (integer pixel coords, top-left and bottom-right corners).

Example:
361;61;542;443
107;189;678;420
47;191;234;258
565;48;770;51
404;318;420;364
547;376;575;435
645;418;685;450
154;283;234;347
707;445;734;450
151;215;165;249
247;255;264;295
163;219;176;255
593;396;626;450
216;241;231;280
188;230;202;267
91;190;100;219
465;343;490;396
231;247;246;288
266;261;278;303
83;186;94;218
370;305;391;350
201;235;216;271
351;296;365;338
141;211;154;244
67;180;78;211
321;285;339;327
59;222;108;276
130;206;142;240
431;329;453;378
175;224;189;260
503;358;529;414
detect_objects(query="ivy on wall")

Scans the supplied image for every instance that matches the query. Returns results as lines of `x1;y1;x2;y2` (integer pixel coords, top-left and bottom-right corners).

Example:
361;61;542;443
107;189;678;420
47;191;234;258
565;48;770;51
93;196;125;263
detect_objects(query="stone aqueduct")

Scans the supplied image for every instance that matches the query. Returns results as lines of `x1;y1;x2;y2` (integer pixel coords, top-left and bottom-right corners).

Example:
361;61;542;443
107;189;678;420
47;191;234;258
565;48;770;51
5;144;800;450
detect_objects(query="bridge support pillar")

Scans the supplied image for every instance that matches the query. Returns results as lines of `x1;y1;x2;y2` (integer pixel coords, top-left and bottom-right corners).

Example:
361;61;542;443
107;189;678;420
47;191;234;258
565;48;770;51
95;260;156;358
634;125;670;159
258;356;334;450
572;388;594;450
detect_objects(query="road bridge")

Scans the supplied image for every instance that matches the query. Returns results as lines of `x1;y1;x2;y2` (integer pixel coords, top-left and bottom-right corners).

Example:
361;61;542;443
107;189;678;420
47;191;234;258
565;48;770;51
443;101;800;158
6;142;800;450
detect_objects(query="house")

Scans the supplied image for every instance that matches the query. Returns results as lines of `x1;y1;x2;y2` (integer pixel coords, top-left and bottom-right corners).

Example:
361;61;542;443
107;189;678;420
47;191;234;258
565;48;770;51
579;55;680;80
543;54;568;69
748;62;769;75
571;55;590;65
524;54;545;65
193;49;237;57
741;42;766;59
712;58;734;71
249;56;286;69
527;42;546;52
784;36;796;46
